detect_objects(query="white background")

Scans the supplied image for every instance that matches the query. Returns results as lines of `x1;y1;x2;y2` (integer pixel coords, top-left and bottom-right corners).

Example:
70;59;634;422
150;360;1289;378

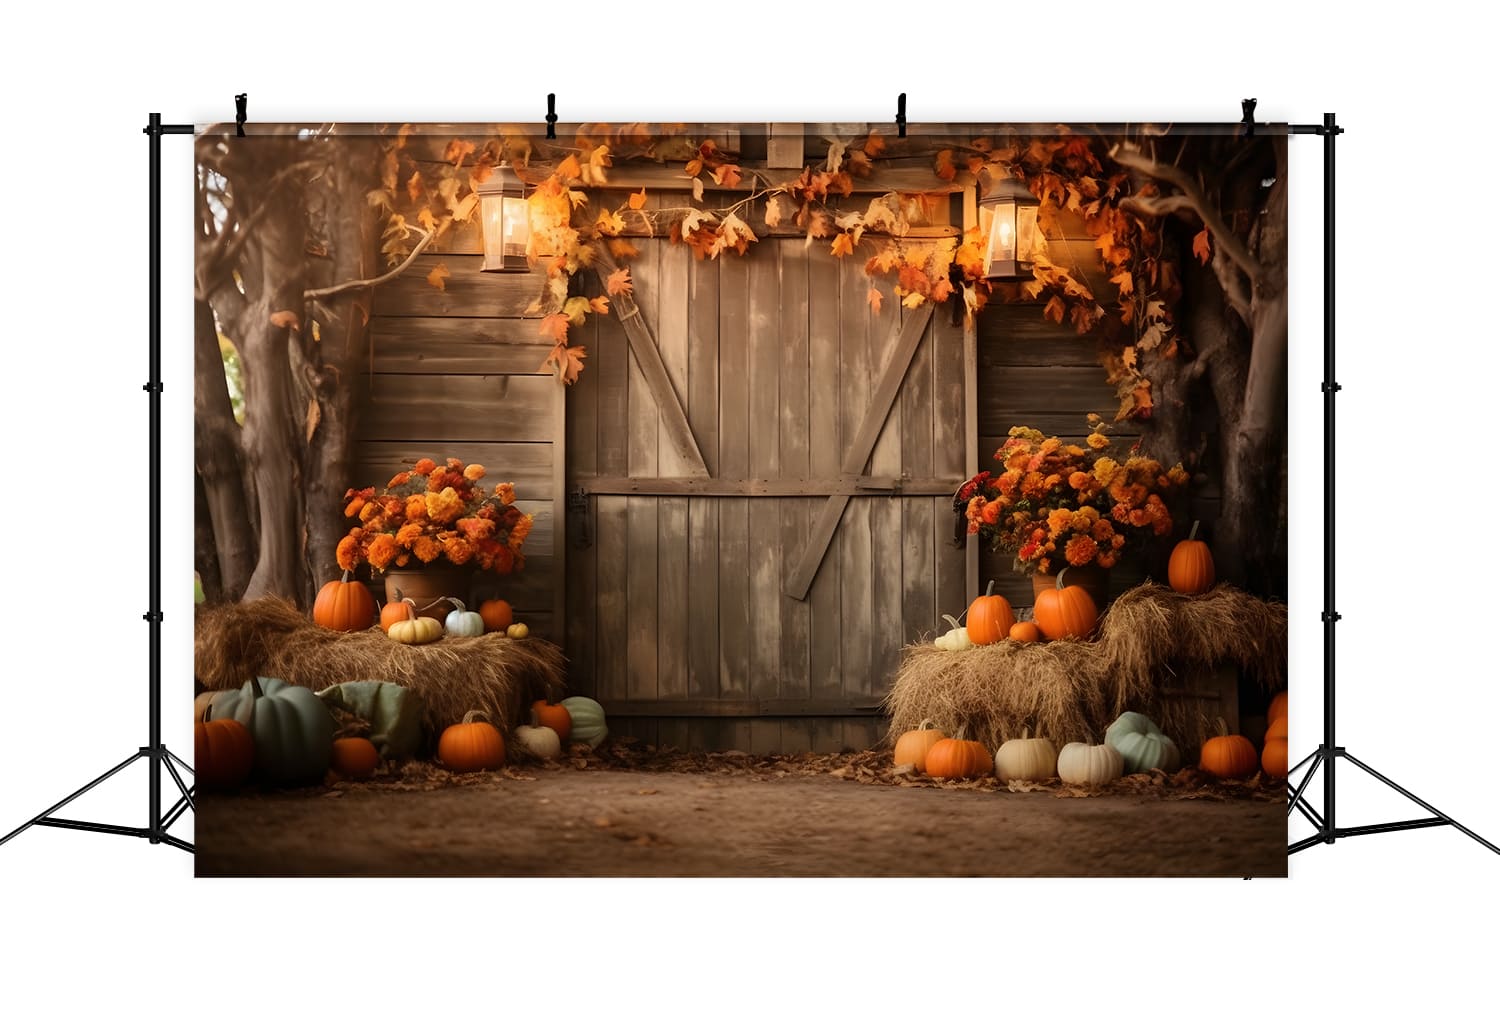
2;3;1496;1019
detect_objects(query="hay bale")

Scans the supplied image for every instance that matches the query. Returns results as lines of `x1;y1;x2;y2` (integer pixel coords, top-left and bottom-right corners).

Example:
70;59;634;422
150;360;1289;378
884;582;1286;753
195;598;567;735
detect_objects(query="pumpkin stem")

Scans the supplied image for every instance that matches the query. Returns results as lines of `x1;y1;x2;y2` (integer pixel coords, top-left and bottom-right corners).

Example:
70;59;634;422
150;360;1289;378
1188;520;1201;542
462;709;492;725
917;718;940;732
340;569;355;584
1056;567;1069;590
1216;715;1229;738
448;597;468;613
941;614;963;632
1020;726;1029;740
984;579;995;597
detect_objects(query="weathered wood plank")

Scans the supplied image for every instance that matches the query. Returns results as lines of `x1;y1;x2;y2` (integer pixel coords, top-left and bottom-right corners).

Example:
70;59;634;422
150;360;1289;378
747;244;782;700
933;311;969;617
595;251;709;477
352;442;553;499
837;257;875;701
868;299;906;691
965;291;981;602
807;250;843;702
655;225;691;702
625;247;660;705
564;312;599;694
983;364;1118;420
900;299;938;647
777;242;812;703
372;256;549;318
550;376;567;652
593;496;628;701
686;253;721;701
369;316;555;373
717;256;751;700
359;374;556;442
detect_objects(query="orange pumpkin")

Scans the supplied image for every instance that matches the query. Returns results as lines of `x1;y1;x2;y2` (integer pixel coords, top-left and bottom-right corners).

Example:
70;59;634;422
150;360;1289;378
893;719;947;772
1199;718;1260;779
1268;692;1288;722
1261;737;1289;778
331;737;380;779
194;707;254;789
380;596;417;633
479;598;514;633
966;581;1016;645
1168;520;1216;595
1265;717;1288;744
438;710;506;772
1009;621;1042;643
313;570;376;633
1033;568;1099;640
925;726;993;779
530;699;572;743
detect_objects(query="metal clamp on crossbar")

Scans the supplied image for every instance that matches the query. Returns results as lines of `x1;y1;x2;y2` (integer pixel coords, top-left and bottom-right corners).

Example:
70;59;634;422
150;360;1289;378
142;611;163;623
143;382;163;393
1321;610;1341;623
1321;382;1341;393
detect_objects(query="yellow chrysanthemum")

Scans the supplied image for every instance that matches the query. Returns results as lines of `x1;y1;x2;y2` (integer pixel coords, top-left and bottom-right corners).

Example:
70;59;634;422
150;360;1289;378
1093;457;1120;487
1047;509;1072;535
425;486;465;525
508;513;534;552
1086;432;1109;450
463;464;486;482
1168;464;1190;487
412;535;441;563
405;494;428;521
494;482;517;505
395;522;424;547
442;537;475;565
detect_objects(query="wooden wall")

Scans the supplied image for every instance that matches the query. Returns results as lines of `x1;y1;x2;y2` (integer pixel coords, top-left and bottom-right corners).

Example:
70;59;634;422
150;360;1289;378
358;242;565;639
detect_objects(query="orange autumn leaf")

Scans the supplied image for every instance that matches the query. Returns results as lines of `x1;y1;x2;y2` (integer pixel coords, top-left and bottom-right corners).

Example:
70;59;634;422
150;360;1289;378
1043;295;1067;323
863;130;886;158
541;343;588;385
867;287;883;314
426;262;450;291
269;309;301;331
934;149;957;181
608;238;640;260
606;267;634;296
443;139;476;167
711;163;743;189
538;313;571;345
830;232;856;258
406;170;424;202
589;295;610;315
1192;226;1212;264
557;153;583;181
627;188;648;210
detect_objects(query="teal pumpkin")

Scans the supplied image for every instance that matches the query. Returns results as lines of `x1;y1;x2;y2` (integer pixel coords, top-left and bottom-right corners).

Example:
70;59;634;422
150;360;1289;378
316;680;426;759
210;677;336;786
559;696;608;749
1104;711;1181;774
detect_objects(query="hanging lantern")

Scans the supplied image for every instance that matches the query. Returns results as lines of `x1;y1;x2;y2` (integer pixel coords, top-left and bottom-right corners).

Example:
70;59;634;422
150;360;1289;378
980;175;1041;280
477;164;530;273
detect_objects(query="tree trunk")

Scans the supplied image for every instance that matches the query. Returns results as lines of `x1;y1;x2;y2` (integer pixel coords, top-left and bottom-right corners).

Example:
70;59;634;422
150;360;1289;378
193;296;255;599
194;469;223;604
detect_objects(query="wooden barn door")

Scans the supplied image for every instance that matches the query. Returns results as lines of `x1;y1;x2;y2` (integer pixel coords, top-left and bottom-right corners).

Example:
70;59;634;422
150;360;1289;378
566;236;968;752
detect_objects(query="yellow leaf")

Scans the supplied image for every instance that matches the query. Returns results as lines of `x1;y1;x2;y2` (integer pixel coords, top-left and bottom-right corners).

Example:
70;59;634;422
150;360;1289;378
595;210;626;237
443;139;476;167
557;154;583;180
1193;227;1212;264
541;343;588;385
830;232;856;258
310;320;321;344
305;398;320;443
417;207;437;233
606;267;633;296
538;313;570;345
902;292;926;309
406;171;424;202
628;188;648;210
1043;295;1066;323
1110;269;1133;296
763;193;788;228
691;176;704;202
426;262;450;291
269;309;300;331
607;238;639;261
563;295;593;326
590;295;610;315
867;287;883;314
450;193;478;223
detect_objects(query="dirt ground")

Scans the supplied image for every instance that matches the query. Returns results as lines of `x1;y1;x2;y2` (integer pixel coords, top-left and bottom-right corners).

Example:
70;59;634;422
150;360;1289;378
195;750;1287;877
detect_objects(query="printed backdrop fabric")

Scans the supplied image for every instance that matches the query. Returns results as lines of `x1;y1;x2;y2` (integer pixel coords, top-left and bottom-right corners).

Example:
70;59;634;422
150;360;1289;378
192;122;1288;877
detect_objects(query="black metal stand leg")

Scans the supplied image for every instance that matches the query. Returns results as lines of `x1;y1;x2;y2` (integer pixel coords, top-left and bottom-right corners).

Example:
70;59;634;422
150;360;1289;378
1340;753;1500;857
0;752;146;846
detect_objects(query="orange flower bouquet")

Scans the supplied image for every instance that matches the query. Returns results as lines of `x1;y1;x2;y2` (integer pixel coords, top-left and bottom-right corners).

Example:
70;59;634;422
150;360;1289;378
336;457;533;575
954;417;1188;576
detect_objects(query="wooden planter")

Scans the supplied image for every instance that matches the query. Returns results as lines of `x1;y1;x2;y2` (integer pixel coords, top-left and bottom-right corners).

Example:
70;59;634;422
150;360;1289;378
382;564;470;622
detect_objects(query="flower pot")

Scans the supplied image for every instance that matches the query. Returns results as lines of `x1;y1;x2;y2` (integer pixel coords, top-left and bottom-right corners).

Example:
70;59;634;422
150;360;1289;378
1031;564;1110;607
382;565;470;622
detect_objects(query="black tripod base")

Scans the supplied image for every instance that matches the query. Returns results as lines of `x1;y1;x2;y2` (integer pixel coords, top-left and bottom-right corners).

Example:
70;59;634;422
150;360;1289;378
0;746;194;854
1287;746;1499;858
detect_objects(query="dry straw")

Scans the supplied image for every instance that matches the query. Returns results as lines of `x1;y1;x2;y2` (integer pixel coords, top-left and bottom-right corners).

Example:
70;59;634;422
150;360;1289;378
195;597;567;735
885;583;1286;754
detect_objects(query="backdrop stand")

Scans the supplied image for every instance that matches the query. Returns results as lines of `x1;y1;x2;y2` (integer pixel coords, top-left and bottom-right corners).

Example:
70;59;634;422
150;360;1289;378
1286;113;1498;858
0;113;196;855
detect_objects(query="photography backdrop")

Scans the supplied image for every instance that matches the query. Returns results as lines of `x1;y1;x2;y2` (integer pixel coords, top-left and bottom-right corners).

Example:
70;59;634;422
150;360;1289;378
191;120;1289;877
4;4;1499;1014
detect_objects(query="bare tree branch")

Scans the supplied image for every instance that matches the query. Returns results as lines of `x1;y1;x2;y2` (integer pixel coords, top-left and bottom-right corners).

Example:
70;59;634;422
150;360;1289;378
1110;142;1261;284
303;223;433;300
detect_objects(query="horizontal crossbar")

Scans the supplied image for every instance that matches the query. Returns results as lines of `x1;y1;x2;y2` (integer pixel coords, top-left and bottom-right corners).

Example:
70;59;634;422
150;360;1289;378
35;817;154;839
1335;817;1450;839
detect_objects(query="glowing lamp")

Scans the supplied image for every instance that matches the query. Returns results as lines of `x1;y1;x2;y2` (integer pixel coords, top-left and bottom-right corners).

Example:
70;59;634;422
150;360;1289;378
477;165;530;273
980;175;1041;280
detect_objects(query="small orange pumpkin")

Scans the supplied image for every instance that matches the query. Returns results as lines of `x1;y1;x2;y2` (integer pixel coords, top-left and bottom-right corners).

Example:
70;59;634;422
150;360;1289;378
438;710;506;772
966;581;1016;645
331;737;380;779
479;598;514;633
1009;621;1042;643
380;595;417;633
1168;520;1216;595
1033;568;1099;640
893;719;947;772
1261;737;1289;778
1199;717;1260;779
1265;717;1288;744
1268;692;1288;722
195;706;254;789
313;571;376;633
530;699;572;743
925;726;993;779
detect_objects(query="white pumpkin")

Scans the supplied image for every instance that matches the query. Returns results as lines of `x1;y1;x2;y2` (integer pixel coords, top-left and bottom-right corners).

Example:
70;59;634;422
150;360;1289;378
443;598;486;637
1057;741;1124;785
994;728;1058;782
513;724;561;760
1104;711;1181;774
934;614;971;652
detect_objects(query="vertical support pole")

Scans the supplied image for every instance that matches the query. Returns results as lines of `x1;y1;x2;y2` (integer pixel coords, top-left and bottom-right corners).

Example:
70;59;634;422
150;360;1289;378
145;112;163;841
1321;111;1338;843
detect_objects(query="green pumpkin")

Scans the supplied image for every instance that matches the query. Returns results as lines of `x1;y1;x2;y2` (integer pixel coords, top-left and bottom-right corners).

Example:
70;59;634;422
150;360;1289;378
316;680;426;759
1104;711;1181;774
210;677;336;785
559;696;608;749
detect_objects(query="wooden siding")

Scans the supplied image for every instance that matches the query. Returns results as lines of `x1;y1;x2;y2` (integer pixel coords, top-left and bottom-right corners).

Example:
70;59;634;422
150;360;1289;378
357;265;565;640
